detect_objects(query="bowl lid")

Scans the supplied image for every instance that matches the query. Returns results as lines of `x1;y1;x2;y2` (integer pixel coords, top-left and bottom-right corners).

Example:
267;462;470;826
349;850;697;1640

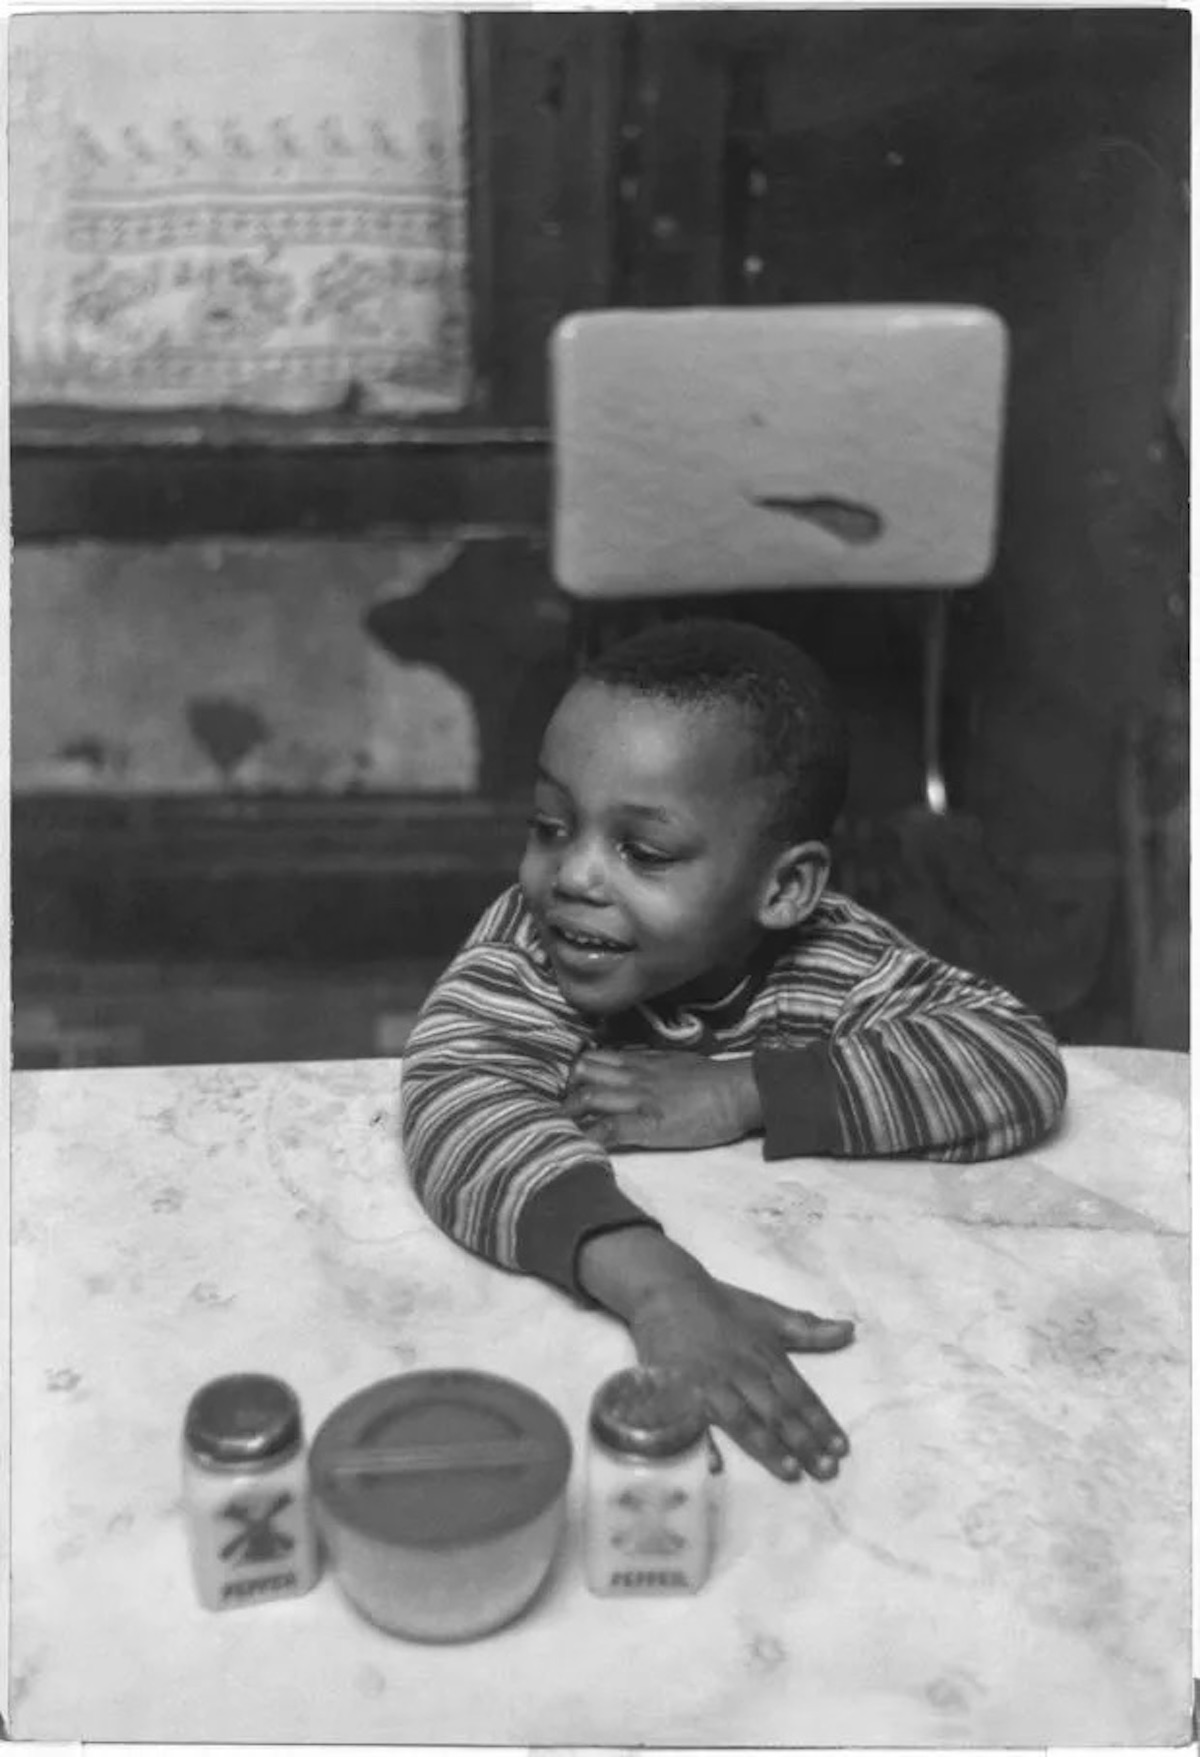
309;1371;573;1549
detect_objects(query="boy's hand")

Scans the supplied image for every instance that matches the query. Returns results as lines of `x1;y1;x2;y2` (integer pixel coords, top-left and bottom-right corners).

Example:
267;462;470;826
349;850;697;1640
576;1228;854;1484
565;1049;761;1150
629;1273;853;1482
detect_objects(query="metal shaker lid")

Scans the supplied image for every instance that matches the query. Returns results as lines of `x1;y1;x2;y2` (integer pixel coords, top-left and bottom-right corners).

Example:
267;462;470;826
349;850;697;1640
184;1374;303;1471
589;1367;708;1458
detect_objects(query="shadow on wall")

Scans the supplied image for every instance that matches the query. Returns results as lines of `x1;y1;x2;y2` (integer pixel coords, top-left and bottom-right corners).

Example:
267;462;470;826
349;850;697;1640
363;536;574;795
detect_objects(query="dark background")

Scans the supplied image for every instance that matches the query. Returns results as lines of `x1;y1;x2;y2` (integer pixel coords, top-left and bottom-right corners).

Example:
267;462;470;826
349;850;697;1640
12;8;1189;1067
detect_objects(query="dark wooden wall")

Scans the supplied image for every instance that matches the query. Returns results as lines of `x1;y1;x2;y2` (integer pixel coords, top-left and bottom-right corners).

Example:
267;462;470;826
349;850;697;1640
17;13;1185;531
14;10;1189;1054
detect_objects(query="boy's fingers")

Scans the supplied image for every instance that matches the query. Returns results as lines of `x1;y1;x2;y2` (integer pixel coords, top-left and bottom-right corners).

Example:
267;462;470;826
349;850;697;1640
581;1068;638;1097
578;1050;628;1073
569;1064;636;1099
564;1079;607;1111
708;1376;839;1485
566;1085;638;1118
778;1310;856;1353
570;1107;643;1150
734;1287;855;1354
705;1386;800;1484
572;1112;620;1148
738;1369;845;1481
769;1366;850;1466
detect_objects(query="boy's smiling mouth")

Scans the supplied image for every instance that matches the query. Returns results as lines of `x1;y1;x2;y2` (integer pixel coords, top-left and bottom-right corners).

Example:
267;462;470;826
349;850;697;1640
545;917;632;963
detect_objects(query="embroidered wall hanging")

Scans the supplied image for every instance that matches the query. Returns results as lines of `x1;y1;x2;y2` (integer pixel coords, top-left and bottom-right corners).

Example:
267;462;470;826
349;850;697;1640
9;10;469;414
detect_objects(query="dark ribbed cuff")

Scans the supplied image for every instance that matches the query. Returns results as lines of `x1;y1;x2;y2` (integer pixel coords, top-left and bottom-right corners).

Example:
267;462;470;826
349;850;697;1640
513;1161;659;1296
753;1040;846;1160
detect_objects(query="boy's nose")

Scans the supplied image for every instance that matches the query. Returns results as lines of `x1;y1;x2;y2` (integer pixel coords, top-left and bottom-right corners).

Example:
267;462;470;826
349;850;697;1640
553;837;607;900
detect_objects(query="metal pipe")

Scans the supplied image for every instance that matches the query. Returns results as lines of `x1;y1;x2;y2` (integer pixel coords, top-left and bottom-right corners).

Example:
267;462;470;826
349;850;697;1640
921;589;951;815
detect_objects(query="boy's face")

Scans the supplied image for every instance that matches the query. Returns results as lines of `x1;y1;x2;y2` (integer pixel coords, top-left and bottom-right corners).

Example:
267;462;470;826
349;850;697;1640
519;680;787;1018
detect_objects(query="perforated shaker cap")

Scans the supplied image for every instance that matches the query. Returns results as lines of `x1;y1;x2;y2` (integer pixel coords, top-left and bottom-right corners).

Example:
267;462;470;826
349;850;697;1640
589;1367;708;1458
184;1374;303;1471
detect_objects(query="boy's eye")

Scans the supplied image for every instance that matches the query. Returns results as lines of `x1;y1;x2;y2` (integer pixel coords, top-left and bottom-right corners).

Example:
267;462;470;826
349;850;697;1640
526;812;567;843
621;841;674;871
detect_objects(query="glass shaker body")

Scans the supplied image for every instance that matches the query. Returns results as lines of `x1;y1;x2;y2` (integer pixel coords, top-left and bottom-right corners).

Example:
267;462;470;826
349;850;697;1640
584;1367;722;1596
182;1373;321;1611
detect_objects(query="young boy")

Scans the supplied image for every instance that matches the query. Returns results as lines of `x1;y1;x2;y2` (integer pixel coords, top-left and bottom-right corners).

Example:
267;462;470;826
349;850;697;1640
401;618;1067;1485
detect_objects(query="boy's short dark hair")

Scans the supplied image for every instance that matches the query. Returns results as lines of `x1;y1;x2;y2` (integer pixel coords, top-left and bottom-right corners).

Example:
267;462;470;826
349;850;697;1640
580;616;849;843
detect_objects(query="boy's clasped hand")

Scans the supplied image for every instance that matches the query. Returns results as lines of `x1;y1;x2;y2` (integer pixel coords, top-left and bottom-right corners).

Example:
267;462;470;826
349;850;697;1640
565;1047;761;1151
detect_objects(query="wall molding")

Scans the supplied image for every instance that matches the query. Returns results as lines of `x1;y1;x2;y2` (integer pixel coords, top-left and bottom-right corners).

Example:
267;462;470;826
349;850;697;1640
14;793;532;960
14;793;1119;1014
12;435;550;541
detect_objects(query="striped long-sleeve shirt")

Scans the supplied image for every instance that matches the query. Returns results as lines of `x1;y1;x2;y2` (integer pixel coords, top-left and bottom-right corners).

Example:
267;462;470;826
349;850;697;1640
400;884;1067;1296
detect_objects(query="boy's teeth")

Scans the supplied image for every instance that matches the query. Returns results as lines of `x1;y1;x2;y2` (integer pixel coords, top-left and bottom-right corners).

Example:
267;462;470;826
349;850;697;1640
561;928;621;950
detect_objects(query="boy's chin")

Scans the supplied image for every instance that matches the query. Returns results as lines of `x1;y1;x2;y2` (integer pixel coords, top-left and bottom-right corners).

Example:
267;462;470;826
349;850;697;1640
553;964;642;1018
546;947;661;1018
552;955;711;1020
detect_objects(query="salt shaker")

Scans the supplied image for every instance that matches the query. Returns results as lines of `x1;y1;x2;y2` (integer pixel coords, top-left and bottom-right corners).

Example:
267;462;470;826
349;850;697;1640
584;1366;723;1596
182;1373;321;1611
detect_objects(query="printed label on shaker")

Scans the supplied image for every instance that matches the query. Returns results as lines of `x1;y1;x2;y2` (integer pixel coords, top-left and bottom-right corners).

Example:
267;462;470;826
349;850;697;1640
218;1489;297;1568
611;1484;690;1557
607;1567;692;1589
221;1569;301;1604
211;1487;309;1603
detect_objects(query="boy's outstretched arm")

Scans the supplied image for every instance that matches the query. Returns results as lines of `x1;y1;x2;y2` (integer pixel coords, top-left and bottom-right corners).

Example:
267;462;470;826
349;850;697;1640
401;901;855;1482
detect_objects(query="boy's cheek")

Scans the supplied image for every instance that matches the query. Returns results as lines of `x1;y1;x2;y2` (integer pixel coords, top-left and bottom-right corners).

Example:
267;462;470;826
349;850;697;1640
516;849;544;899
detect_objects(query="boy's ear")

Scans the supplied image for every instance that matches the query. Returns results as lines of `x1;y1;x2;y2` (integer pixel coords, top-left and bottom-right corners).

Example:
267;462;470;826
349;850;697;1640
757;841;830;931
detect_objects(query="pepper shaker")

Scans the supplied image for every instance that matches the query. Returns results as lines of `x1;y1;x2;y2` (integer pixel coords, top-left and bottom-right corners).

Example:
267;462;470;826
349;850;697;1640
182;1373;321;1611
584;1366;723;1596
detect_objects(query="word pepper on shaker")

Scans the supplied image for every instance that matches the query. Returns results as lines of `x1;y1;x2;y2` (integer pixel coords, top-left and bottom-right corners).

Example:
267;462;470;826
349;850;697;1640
584;1366;723;1596
182;1373;321;1611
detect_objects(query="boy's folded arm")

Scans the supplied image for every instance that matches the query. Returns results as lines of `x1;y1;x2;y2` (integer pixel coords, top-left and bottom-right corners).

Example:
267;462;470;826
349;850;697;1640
400;947;660;1296
753;942;1068;1163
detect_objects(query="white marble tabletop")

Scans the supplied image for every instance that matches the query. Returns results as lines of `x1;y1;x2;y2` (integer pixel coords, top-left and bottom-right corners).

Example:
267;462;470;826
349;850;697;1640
6;1045;1191;1746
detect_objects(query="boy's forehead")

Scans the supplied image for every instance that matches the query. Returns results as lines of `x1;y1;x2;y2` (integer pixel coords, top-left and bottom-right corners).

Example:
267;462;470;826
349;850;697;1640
545;680;765;799
553;679;752;754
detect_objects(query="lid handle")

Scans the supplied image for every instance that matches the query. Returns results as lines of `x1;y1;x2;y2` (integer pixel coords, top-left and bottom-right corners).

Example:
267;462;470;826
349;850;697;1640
326;1438;547;1479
